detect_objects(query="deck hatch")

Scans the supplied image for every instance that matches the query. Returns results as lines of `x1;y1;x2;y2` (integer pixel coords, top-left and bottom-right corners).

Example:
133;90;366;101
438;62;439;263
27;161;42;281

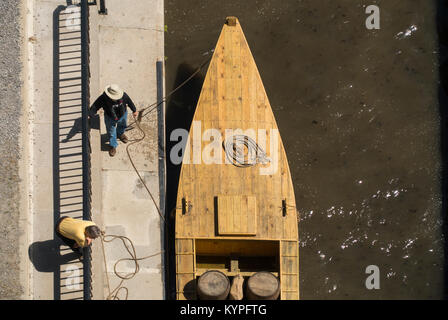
217;195;257;235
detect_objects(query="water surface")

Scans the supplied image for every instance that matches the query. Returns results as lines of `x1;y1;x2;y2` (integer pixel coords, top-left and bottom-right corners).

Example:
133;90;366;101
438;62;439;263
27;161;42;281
165;0;445;299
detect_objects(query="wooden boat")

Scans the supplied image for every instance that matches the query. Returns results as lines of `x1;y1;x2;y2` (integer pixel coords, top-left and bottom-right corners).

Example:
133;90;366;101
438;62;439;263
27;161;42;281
175;17;299;300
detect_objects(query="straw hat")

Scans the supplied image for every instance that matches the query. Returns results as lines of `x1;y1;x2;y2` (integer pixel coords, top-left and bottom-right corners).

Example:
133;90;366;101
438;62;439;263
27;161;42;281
104;84;124;100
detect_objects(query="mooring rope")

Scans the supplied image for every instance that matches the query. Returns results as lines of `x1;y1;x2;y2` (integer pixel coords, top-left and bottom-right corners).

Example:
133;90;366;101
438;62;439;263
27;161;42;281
99;232;164;300
98;56;212;300
127;56;212;130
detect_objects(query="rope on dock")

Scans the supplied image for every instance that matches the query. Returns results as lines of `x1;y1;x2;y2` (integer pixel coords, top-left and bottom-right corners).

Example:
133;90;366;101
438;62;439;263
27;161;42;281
125;55;213;223
97;56;212;300
99;232;163;300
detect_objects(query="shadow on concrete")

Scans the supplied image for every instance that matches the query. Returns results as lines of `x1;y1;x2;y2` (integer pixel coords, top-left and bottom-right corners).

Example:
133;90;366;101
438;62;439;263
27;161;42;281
51;3;85;300
62;115;100;144
28;240;81;273
61;117;82;143
52;3;66;301
100;133;110;151
437;0;448;299
165;62;205;299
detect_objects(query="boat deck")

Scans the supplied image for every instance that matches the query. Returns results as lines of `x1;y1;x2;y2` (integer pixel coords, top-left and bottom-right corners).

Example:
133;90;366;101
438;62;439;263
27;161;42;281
175;17;300;300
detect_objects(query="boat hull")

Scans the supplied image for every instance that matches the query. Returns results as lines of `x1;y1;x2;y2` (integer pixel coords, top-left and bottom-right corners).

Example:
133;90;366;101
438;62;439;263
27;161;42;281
175;17;299;300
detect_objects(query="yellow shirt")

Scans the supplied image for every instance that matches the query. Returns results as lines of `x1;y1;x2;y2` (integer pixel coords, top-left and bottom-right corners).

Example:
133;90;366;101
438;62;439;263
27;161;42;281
58;218;96;247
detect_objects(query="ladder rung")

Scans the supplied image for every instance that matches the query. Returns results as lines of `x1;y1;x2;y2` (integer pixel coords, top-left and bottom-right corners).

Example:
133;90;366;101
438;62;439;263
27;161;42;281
60;77;82;82
60;98;81;102
59;84;82;89
59;31;81;35
60;111;81;116
58;37;81;42
59;119;79;123
59;174;82;180
59;152;82;157
59;56;81;61
60;209;83;215
59;104;82;109
59;91;81;95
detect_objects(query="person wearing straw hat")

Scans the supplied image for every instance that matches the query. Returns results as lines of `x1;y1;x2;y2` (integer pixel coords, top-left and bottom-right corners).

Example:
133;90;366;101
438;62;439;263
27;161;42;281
90;84;138;156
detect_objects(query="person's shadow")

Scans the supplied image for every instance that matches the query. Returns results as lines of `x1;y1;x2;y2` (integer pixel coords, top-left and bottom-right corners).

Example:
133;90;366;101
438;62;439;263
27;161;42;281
61;115;111;152
61;115;100;143
28;239;81;273
60;117;82;143
29;239;84;299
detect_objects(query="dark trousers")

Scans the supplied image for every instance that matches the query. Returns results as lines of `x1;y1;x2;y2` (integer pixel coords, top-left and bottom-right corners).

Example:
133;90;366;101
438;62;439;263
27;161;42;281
55;217;81;254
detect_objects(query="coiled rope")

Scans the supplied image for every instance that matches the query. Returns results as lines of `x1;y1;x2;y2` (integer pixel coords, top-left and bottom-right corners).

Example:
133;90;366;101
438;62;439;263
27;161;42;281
223;134;271;167
99;232;163;300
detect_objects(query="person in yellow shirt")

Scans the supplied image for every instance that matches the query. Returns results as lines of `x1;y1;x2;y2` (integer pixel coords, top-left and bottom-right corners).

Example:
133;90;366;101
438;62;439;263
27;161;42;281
55;216;101;255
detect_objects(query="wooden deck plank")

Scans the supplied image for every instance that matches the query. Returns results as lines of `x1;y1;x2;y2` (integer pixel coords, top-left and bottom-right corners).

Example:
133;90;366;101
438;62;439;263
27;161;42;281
240;195;248;233
210;60;219;122
183;164;192;237
247;195;257;235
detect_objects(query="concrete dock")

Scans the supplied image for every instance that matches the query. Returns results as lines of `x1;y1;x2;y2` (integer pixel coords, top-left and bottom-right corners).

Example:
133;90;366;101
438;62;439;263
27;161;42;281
24;0;165;299
90;0;165;300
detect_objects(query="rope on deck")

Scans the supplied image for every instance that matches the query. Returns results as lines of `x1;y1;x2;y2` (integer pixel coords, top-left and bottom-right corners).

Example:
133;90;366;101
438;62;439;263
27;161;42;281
223;134;271;167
